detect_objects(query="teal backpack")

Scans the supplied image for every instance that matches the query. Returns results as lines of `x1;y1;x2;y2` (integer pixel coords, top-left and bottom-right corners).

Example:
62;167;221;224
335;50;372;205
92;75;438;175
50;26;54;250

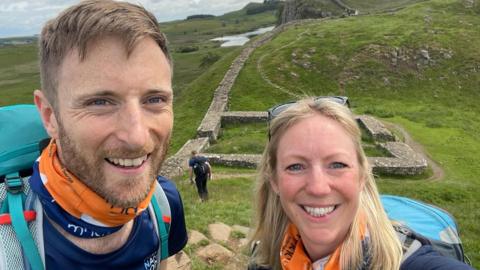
0;104;171;270
381;195;470;264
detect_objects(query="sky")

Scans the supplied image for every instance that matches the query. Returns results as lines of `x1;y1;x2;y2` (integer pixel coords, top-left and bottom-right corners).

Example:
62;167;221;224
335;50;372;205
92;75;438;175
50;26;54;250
0;0;263;38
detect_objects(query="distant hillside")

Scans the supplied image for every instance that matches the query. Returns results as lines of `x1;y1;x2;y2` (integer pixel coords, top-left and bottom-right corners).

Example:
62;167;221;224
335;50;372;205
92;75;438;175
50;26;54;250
279;0;428;23
160;2;277;50
229;1;480;265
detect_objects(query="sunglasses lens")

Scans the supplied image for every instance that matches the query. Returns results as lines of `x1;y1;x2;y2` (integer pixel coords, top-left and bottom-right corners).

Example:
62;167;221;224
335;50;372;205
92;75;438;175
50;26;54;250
267;96;349;140
322;96;348;106
269;103;294;119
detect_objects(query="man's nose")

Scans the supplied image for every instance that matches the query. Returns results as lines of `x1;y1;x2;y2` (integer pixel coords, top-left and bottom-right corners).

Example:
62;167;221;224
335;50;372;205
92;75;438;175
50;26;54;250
116;103;148;148
305;166;332;195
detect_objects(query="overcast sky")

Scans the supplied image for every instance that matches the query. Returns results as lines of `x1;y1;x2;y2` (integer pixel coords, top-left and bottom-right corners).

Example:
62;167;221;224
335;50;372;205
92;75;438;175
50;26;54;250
0;0;263;38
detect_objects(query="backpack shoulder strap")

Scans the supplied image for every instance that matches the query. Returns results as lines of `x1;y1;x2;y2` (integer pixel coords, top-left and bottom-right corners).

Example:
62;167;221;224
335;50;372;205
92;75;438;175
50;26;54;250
0;174;45;270
394;224;423;263
148;181;171;261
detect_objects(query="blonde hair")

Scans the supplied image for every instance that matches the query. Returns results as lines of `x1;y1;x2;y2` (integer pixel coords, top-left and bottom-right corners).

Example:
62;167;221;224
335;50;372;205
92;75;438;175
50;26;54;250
39;0;171;109
249;97;402;270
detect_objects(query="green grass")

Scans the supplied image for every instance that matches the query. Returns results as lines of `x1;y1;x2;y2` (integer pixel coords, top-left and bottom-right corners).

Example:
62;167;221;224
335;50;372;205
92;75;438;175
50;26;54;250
175;172;255;235
170;47;243;153
2;0;479;267
0;44;40;106
228;0;480;266
205;122;268;154
344;0;428;13
175;166;255;269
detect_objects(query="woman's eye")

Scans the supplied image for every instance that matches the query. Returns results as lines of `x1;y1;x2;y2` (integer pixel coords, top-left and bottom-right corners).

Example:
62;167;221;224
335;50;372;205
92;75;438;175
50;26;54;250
330;162;347;169
286;163;304;171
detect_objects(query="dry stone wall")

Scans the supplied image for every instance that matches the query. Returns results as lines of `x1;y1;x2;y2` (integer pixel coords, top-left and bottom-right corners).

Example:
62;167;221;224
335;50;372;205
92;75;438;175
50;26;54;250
210;112;427;176
159;20;428;179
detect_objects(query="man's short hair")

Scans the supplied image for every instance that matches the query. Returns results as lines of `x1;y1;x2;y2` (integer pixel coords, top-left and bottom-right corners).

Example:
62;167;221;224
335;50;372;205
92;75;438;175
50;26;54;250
39;0;171;108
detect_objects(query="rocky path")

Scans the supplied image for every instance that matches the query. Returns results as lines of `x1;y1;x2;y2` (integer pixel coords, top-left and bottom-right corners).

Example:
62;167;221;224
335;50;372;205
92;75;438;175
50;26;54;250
166;223;251;270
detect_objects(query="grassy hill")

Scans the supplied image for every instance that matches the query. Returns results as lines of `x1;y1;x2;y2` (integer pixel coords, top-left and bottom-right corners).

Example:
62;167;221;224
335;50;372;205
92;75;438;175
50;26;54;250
344;0;429;13
0;4;277;153
1;0;479;268
227;0;479;266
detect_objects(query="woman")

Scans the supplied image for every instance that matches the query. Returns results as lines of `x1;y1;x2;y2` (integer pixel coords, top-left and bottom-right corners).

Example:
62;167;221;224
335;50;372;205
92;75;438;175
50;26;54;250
249;97;473;270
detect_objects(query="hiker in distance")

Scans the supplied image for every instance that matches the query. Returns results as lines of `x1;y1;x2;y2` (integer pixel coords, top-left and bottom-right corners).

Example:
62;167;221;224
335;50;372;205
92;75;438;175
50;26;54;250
248;97;474;270
189;150;212;202
10;1;186;269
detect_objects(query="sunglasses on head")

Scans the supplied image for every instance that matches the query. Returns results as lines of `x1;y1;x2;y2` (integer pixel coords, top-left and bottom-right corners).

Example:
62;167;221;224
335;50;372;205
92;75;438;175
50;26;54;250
267;96;350;139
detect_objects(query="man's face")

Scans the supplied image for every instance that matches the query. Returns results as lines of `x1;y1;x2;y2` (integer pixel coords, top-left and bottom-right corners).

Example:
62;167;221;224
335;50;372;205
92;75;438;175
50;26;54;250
52;36;173;208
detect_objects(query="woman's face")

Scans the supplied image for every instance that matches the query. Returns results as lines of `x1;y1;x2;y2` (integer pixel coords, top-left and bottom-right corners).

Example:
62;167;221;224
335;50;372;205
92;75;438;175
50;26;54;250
271;114;364;261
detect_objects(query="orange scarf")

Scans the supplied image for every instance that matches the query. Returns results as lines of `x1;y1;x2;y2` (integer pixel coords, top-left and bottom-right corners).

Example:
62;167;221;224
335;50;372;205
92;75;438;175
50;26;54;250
39;140;155;227
280;218;366;270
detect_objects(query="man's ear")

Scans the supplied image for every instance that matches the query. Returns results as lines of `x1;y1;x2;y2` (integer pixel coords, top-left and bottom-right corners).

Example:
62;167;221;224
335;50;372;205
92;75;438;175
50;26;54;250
34;90;59;140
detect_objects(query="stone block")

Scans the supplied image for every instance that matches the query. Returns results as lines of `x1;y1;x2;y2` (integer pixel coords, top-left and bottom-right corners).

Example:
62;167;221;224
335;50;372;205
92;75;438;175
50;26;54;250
209;222;232;242
188;230;209;246
165;251;191;270
196;243;234;264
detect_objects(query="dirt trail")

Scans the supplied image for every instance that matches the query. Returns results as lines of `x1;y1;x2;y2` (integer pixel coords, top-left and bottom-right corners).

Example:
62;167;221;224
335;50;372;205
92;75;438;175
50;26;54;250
383;121;445;180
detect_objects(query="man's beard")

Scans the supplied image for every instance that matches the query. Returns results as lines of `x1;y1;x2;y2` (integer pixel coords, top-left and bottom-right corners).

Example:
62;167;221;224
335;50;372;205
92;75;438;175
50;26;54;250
56;120;169;208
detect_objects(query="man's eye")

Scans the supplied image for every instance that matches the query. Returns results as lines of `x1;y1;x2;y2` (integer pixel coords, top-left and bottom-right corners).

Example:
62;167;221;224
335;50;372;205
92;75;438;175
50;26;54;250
286;164;304;171
87;99;109;106
145;96;164;104
330;162;347;169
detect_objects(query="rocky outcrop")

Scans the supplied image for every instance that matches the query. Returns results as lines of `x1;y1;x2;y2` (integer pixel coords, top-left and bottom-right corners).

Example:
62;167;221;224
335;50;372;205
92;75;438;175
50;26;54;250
209;222;232;242
165;251;192;270
186;224;250;268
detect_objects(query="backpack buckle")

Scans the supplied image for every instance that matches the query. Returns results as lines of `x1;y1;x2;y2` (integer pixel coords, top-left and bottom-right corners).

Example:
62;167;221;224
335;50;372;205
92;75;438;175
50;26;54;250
5;174;24;194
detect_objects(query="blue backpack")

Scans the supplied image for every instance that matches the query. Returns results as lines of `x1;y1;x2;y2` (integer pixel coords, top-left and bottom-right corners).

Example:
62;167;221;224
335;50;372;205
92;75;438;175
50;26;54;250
0;104;171;270
381;195;469;264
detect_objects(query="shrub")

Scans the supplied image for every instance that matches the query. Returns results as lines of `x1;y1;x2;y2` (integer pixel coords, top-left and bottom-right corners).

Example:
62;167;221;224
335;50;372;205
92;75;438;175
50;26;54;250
177;46;199;53
200;52;221;68
186;14;215;20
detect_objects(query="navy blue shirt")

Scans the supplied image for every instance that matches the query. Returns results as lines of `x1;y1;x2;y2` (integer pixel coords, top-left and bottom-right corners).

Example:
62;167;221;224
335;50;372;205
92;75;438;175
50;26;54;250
188;156;208;168
401;245;474;270
43;176;188;270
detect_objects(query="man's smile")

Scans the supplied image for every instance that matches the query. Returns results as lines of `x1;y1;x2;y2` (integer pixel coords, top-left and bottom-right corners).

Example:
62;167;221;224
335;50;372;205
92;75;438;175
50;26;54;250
105;155;149;168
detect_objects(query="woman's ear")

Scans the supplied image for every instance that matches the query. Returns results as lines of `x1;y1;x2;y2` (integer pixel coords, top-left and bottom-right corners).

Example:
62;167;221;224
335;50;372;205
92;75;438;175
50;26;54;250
359;173;367;190
270;178;280;195
34;90;60;140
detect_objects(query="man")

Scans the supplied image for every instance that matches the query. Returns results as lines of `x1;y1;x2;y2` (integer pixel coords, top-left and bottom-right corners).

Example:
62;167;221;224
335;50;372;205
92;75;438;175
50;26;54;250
188;151;212;202
31;0;187;269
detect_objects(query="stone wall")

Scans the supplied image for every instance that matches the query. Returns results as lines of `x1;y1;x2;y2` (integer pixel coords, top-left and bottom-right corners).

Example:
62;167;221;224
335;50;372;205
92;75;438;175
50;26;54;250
160;19;427;179
159;21;304;179
203;154;261;169
357;115;396;141
212;112;428;176
221;111;268;125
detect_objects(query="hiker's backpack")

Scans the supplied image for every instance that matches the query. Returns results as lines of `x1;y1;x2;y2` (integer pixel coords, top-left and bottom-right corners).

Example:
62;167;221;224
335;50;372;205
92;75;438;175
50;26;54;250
381;195;469;264
0;104;172;270
193;157;210;178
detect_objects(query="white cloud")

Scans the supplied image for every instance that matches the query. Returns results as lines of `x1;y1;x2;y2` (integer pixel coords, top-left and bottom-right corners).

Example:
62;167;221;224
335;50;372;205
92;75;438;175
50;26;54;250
0;0;263;38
